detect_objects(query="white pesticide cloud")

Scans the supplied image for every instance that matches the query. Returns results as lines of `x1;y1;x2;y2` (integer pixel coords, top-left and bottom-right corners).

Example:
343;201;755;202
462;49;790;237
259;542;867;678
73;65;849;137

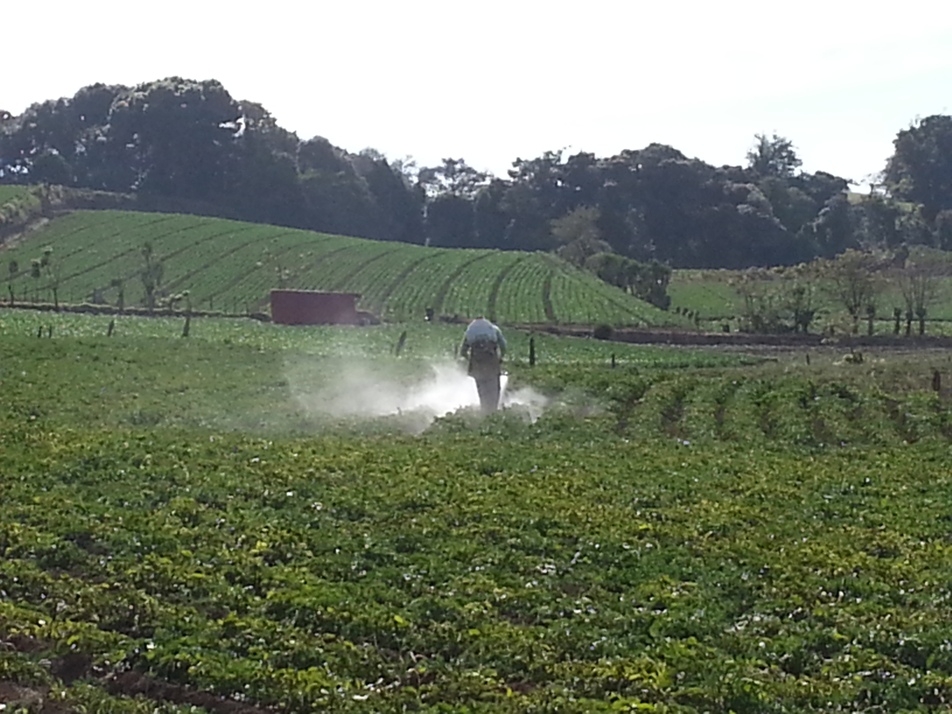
285;358;547;432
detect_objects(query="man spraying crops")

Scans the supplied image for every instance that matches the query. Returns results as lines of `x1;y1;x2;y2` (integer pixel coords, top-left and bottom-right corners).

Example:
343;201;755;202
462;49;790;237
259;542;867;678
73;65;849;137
459;316;507;414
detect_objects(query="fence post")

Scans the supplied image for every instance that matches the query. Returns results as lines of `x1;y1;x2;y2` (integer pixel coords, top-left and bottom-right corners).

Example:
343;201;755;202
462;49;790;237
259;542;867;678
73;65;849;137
394;330;408;356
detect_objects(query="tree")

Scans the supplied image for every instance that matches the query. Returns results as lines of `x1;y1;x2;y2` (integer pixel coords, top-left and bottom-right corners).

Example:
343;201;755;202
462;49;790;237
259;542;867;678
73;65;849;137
896;262;940;336
425;194;476;247
106;77;242;200
585;252;630;290
584;252;671;309
110;277;125;311
140;242;164;312
629;260;672;309
39;246;61;309
935;209;952;250
758;176;817;236
733;269;786;333
746;133;802;178
788;280;818;334
780;266;819;334
418;158;488;199
551;206;611;267
7;259;17;304
818;250;882;334
298;168;380;240
219;100;303;227
883;114;952;221
731;268;817;334
801;194;859;258
29;258;41;302
472;180;510;249
356;155;425;244
856;192;903;249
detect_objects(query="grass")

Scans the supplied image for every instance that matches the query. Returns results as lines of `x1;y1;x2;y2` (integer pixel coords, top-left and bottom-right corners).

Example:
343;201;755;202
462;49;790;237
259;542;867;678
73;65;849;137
0;210;687;328
0;185;33;205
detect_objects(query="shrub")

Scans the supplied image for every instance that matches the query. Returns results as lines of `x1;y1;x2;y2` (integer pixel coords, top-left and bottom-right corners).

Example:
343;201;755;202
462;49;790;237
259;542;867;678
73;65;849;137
593;324;614;340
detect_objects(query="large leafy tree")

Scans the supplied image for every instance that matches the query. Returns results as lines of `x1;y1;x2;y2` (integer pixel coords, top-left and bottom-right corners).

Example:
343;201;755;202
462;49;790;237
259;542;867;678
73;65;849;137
757;176;817;236
884;114;952;221
417;158;488;247
355;152;424;244
0;83;127;186
472;180;510;249
551;206;611;267
418;158;488;199
220;100;303;226
817;249;882;334
801;194;860;258
746;133;802;178
106;78;242;200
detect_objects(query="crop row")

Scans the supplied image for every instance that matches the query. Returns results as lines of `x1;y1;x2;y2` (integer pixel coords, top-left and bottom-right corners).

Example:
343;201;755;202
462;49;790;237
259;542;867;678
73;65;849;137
546;259;663;325
521;366;952;447
7;210;681;326
374;250;483;321
357;252;445;320
4;212;265;305
338;249;441;313
2;420;951;712
293;243;399;292
441;252;521;319
493;257;550;323
174;231;360;310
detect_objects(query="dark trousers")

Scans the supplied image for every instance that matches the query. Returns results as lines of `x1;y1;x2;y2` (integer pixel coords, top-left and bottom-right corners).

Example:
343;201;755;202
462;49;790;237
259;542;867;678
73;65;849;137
469;352;502;414
474;373;501;414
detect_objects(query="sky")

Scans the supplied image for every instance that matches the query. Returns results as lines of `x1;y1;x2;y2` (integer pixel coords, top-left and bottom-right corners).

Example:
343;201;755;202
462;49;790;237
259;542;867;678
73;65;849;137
6;1;952;187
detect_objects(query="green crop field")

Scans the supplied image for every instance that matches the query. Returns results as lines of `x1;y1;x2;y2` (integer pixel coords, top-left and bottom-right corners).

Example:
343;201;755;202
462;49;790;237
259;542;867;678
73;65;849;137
0;210;685;328
1;309;952;712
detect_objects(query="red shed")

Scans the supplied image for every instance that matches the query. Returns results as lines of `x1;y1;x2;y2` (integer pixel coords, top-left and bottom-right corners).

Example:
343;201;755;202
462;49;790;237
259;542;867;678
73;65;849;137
270;290;362;325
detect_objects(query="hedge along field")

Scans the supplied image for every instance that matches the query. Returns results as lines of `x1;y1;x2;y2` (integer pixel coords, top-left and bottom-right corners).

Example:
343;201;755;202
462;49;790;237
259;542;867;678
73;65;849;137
0;185;41;229
669;265;952;327
2;310;952;711
1;210;687;327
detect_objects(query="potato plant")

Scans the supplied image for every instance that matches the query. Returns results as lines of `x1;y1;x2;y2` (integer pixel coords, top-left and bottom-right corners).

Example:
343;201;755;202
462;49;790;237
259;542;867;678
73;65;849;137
0;312;951;712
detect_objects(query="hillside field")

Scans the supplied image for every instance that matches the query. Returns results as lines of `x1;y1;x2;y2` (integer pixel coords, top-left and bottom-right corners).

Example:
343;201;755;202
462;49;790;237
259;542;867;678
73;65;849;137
1;310;952;712
0;210;685;328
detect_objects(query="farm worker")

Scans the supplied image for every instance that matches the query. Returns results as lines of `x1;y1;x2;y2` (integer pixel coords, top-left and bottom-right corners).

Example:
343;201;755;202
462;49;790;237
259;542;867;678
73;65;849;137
459;316;507;414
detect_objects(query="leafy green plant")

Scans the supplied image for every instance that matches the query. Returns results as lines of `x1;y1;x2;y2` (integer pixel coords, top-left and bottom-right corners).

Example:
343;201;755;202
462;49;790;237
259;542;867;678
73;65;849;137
0;309;950;711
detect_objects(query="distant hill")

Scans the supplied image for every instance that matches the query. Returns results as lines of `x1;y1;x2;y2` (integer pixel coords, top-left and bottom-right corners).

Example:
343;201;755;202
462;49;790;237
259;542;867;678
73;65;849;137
0;210;686;327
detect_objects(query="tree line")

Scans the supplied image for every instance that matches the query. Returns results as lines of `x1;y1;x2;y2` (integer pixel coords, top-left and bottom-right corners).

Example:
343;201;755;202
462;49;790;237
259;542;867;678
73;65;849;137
732;248;945;337
2;77;951;273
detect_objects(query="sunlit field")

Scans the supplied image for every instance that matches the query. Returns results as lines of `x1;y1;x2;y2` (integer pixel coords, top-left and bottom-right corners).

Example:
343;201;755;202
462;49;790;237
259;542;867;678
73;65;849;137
1;310;951;712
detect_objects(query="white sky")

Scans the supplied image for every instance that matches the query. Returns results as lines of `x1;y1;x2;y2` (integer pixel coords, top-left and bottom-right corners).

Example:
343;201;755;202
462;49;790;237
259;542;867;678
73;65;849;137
7;1;952;186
